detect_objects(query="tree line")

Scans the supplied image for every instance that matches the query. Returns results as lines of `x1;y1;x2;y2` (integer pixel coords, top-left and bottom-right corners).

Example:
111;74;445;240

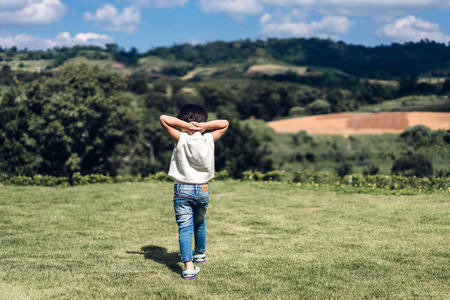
2;38;450;78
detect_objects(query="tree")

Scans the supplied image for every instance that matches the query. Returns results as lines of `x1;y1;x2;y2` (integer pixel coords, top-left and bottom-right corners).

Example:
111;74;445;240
442;78;450;94
0;65;13;86
326;89;344;110
214;118;273;178
391;153;433;177
399;125;432;150
0;89;41;175
359;83;387;104
307;99;331;115
0;64;140;176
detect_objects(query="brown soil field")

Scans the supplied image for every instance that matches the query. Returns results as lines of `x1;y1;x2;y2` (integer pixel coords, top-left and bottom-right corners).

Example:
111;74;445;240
268;112;450;136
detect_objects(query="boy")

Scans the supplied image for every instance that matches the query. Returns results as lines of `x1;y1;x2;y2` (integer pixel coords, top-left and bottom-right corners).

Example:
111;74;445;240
160;104;229;279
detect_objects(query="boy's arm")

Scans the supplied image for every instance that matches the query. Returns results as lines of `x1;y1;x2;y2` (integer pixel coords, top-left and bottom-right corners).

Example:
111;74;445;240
159;115;197;143
191;120;229;142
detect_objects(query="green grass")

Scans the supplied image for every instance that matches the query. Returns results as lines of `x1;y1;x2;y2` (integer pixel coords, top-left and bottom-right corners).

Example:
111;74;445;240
1;182;449;299
0;59;52;72
359;95;450;113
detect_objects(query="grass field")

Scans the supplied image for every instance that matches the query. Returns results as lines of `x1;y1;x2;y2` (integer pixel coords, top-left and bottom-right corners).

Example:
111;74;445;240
1;182;449;299
359;95;450;113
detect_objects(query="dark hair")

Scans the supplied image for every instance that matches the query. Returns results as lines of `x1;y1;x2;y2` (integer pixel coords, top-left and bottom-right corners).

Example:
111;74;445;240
177;104;208;123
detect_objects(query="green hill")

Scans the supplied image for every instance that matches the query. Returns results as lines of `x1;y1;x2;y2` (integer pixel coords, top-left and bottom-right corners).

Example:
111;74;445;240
2;38;450;79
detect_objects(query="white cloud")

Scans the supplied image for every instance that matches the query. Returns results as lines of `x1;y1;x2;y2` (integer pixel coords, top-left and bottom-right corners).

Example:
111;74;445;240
197;0;450;18
0;32;114;50
0;0;67;26
317;0;450;17
84;4;141;34
259;0;315;6
260;10;353;39
377;15;450;43
197;0;264;15
54;32;115;47
128;0;190;8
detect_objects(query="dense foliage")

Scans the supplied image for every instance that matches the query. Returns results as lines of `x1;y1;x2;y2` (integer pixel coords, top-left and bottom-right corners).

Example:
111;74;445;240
146;38;450;78
0;64;139;176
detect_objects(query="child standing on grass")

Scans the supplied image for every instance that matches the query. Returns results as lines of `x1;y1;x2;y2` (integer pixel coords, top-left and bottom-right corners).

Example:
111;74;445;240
160;104;229;279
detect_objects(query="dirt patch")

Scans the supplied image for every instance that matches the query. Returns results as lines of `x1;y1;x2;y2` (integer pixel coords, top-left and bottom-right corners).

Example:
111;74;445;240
181;67;217;80
244;64;307;77
113;61;126;69
268;112;450;136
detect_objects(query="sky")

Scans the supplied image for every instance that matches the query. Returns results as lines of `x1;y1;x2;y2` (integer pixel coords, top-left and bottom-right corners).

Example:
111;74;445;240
0;0;449;52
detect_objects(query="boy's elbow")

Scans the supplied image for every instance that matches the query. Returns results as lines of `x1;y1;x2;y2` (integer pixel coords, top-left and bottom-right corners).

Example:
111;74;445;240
159;115;168;126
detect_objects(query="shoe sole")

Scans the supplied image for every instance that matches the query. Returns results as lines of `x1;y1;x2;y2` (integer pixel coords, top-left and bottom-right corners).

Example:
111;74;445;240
194;260;206;264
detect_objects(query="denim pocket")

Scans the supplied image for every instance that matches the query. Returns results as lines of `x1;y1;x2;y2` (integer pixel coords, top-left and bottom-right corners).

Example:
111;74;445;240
174;184;210;200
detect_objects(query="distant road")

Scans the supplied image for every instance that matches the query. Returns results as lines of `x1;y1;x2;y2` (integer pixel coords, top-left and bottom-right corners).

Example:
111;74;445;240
267;112;450;136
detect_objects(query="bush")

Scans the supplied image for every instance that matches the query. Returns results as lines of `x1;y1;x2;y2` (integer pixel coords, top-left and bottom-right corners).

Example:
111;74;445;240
391;153;433;177
262;170;286;181
307;99;331;115
362;164;379;175
292;170;450;192
154;171;170;182
289;106;305;117
335;161;353;177
435;168;450;177
292;170;339;184
241;170;284;181
215;170;230;180
399;125;432;149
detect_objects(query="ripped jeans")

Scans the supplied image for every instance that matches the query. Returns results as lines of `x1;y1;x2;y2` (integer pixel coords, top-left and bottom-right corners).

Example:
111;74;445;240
173;183;210;262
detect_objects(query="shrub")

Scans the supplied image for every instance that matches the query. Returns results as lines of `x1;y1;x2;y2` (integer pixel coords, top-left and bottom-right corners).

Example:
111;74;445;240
391;153;433;177
292;170;450;192
289;106;305;117
362;164;379;175
241;170;283;181
262;170;286;181
154;171;170;181
307;99;331;115
399;125;432;149
292;170;339;184
435;168;450;178
335;161;353;177
215;170;230;180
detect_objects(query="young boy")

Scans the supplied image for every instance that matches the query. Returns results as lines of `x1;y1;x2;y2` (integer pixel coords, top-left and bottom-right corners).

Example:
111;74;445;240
159;104;229;279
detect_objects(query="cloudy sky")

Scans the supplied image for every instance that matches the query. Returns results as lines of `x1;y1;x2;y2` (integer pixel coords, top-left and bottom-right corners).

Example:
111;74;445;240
0;0;449;51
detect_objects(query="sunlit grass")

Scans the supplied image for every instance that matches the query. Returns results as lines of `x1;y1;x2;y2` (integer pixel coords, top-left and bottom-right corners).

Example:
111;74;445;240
1;182;449;299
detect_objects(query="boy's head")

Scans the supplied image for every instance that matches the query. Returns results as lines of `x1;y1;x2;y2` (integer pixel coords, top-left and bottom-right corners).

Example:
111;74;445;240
177;104;208;123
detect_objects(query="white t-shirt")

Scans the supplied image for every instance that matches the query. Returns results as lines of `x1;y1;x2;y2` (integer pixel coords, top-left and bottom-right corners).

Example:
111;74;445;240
168;132;215;184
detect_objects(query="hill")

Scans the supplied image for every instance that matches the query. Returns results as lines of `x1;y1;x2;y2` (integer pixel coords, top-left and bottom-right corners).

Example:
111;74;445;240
2;38;450;79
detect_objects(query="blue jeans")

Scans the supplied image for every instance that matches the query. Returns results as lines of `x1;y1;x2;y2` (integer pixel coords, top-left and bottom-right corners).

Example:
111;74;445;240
173;183;210;262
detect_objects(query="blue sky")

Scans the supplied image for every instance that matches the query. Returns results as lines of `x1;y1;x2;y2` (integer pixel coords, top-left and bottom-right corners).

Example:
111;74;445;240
0;0;449;52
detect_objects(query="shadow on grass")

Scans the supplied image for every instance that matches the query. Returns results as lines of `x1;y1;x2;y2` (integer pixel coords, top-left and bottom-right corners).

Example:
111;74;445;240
126;245;182;274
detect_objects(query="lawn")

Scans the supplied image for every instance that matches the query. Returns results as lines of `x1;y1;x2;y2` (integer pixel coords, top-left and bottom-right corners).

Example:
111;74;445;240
1;182;449;299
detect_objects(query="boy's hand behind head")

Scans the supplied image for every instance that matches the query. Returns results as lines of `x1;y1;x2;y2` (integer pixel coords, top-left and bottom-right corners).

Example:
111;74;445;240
190;122;207;134
181;123;201;135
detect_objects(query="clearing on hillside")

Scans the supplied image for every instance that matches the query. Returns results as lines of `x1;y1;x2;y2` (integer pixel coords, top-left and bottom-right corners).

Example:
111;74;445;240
244;64;307;77
268;112;450;136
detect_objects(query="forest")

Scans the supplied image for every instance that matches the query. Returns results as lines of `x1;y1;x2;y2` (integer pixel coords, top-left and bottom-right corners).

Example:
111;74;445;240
1;38;450;179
